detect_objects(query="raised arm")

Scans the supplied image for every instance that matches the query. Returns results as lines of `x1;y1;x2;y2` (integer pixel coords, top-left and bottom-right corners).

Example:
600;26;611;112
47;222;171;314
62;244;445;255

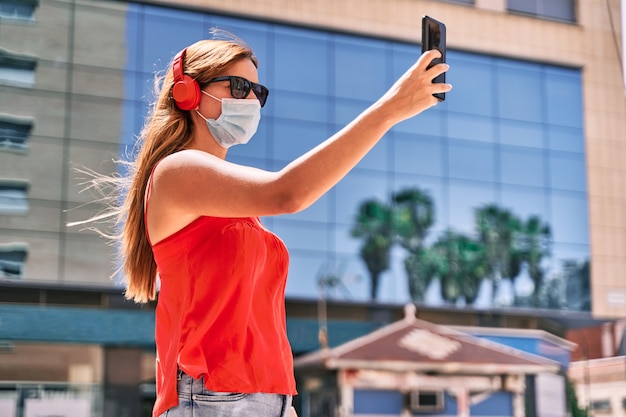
148;50;450;236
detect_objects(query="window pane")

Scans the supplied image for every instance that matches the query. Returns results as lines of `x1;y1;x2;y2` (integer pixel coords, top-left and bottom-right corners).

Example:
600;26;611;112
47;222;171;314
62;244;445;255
541;0;575;22
0;183;29;214
273;219;329;252
0;242;28;279
0;48;37;87
284;253;326;298
334;36;389;101
394;133;443;176
272;119;327;162
548;126;584;153
545;67;583;128
499;120;544;149
549;151;586;192
508;0;575;22
272;90;329;123
335;171;389;225
446;52;494;116
0;115;33;152
501;185;549;221
497;60;543;122
395;106;444;137
508;0;536;14
550;192;589;244
274;28;329;95
448;180;497;234
0;1;36;20
141;7;205;73
501;146;545;187
448;114;495;143
449;140;496;182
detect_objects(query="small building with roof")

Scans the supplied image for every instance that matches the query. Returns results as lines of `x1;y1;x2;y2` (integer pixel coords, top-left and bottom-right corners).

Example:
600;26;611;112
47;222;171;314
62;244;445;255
293;304;574;417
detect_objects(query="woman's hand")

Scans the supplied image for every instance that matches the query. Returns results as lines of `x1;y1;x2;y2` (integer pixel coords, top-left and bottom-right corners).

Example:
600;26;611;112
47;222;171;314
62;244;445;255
374;49;451;125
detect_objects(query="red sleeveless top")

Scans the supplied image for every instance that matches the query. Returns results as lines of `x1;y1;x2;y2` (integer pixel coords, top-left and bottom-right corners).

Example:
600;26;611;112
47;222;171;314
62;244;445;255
149;215;297;417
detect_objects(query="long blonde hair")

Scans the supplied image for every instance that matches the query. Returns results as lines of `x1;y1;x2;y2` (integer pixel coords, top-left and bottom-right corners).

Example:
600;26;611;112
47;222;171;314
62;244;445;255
77;36;258;303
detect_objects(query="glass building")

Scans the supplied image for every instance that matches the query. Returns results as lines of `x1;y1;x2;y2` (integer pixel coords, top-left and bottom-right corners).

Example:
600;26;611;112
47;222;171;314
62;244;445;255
123;4;588;310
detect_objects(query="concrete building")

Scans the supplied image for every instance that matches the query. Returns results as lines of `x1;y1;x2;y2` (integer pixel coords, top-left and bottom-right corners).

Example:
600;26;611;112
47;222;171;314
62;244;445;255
1;0;625;416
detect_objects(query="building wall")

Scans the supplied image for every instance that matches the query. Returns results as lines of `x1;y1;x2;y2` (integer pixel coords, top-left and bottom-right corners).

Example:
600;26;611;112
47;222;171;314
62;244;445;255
0;0;126;285
143;0;625;314
569;356;626;417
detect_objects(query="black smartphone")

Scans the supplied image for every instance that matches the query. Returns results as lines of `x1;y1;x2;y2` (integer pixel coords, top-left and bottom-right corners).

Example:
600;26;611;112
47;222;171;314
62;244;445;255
421;15;447;101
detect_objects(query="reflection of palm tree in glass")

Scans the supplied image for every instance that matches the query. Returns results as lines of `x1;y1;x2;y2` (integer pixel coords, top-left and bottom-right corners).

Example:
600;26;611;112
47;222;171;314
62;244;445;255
392;188;435;302
430;230;486;304
512;215;551;306
475;205;521;300
350;199;393;300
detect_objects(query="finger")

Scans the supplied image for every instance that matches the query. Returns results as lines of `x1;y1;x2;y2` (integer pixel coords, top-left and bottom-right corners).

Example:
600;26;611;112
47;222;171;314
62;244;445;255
417;49;443;69
427;62;450;80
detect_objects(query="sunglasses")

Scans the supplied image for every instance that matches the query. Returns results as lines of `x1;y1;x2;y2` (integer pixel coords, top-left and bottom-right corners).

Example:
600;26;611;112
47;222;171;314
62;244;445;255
205;76;269;107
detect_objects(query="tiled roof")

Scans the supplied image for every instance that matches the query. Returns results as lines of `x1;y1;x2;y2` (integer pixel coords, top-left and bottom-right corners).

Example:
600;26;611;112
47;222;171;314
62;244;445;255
294;304;560;375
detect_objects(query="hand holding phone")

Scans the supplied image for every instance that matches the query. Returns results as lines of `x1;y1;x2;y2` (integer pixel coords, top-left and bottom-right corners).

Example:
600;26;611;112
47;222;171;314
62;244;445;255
421;15;447;101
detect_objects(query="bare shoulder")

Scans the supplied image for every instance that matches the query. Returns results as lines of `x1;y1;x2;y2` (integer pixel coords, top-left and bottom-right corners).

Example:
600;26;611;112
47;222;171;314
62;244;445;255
148;149;280;219
154;149;222;175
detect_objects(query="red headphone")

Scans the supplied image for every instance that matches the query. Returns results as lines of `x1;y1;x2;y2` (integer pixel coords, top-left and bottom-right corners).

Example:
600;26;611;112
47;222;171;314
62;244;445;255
172;48;201;111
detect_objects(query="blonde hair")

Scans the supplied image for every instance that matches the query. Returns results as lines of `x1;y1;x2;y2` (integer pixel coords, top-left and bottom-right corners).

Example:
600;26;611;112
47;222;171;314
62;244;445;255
75;36;258;303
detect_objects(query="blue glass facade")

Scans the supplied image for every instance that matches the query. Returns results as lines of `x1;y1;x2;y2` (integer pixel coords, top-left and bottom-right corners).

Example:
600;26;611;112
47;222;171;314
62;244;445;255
123;4;589;310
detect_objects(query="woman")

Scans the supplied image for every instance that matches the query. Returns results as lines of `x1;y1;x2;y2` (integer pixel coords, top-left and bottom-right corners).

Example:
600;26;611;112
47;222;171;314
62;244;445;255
98;32;449;417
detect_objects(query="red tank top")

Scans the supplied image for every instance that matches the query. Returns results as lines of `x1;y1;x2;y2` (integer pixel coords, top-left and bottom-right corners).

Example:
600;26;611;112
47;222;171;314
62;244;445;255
149;215;297;417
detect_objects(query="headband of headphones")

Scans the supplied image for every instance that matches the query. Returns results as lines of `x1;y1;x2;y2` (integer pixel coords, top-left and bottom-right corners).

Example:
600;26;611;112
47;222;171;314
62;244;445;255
172;48;201;111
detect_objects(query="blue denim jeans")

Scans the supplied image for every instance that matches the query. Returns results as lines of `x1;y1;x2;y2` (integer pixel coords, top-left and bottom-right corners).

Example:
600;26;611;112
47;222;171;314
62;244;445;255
158;370;293;417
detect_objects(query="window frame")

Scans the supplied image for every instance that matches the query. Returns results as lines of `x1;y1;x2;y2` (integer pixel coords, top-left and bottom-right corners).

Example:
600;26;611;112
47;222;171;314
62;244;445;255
0;179;30;215
0;113;34;153
0;0;38;22
0;48;37;87
507;0;577;24
0;242;28;279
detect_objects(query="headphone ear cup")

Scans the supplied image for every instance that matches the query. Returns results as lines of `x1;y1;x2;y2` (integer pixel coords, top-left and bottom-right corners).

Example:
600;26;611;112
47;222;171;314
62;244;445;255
172;75;201;111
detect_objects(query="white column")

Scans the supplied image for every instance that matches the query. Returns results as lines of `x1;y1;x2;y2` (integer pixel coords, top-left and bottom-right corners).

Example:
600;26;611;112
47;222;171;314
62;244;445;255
456;388;470;417
338;371;354;417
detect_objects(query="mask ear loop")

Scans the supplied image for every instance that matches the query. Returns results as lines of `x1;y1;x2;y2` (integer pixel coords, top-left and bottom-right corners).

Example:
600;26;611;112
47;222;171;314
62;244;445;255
200;90;223;103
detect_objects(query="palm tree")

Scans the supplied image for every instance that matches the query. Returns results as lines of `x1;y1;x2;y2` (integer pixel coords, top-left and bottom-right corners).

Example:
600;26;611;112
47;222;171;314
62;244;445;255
404;247;440;303
351;199;394;300
430;230;486;304
513;215;551;306
475;204;521;280
392;187;435;302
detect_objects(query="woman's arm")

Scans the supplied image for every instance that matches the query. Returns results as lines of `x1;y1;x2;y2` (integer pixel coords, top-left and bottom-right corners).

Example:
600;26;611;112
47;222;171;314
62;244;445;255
152;50;450;219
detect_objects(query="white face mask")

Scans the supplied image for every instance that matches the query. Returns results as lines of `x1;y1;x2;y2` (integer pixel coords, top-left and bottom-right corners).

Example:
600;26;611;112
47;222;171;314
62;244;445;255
196;91;261;149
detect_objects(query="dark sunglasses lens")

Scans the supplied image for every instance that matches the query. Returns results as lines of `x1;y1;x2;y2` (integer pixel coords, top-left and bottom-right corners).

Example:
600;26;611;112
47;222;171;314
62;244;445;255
229;77;249;99
252;85;268;107
229;76;268;107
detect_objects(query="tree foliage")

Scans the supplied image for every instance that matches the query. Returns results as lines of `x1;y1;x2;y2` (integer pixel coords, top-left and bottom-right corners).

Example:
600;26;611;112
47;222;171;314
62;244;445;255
351;188;558;305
